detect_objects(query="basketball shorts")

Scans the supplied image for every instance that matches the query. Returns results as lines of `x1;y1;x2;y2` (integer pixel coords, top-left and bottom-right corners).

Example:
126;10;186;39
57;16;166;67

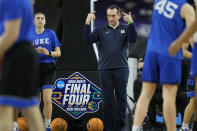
0;42;39;108
142;51;181;84
39;62;56;91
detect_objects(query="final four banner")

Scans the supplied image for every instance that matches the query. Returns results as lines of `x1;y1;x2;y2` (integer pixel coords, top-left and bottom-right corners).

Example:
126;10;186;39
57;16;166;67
52;72;102;119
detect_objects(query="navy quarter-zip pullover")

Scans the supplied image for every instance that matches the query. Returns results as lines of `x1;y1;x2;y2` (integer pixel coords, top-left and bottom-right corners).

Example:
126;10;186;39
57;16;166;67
83;23;137;70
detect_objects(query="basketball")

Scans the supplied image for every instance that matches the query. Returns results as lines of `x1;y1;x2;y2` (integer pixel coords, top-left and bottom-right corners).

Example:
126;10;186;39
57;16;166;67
17;117;28;131
87;118;104;131
51;118;68;131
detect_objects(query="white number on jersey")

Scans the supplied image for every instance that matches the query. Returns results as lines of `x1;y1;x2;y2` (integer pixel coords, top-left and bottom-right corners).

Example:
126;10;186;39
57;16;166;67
155;0;178;19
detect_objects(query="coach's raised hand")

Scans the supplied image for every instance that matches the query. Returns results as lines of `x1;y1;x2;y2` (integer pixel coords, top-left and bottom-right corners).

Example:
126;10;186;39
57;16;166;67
122;12;133;23
85;11;96;25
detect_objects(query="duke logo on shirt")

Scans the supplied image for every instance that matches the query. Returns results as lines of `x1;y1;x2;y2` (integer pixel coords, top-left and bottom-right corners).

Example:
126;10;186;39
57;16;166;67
121;30;125;34
33;38;50;45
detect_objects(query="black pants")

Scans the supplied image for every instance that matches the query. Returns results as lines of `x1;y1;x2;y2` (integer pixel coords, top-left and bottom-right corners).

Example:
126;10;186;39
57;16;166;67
99;68;129;131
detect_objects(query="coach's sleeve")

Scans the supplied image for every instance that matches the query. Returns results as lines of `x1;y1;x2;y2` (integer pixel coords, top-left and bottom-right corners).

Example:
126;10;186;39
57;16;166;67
83;24;100;44
127;23;137;43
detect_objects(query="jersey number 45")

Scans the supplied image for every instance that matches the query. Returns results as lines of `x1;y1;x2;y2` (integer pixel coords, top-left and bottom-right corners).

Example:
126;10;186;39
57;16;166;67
155;0;178;19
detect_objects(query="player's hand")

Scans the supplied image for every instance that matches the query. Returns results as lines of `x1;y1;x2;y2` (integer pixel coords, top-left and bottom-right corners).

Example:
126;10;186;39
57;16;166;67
168;40;181;56
40;48;49;55
36;47;43;53
86;11;96;25
137;62;144;70
122;12;133;23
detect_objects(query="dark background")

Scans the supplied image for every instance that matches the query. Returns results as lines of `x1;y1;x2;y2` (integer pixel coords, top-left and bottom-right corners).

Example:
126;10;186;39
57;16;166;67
34;0;153;130
35;0;101;130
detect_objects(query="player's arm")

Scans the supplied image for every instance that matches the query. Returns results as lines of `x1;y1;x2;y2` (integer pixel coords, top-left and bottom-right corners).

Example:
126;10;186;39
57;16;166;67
50;47;61;58
182;43;192;58
181;4;195;28
181;4;195;44
0;18;21;53
169;4;195;56
40;47;61;58
50;30;61;57
176;20;197;44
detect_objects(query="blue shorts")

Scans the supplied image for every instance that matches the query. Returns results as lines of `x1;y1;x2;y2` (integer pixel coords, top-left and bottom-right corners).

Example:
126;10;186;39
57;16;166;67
190;44;197;78
187;91;195;97
142;51;181;84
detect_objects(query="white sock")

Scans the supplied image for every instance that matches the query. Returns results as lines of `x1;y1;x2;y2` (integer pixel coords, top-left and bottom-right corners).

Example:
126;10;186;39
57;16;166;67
13;121;18;130
45;119;51;128
132;125;141;131
182;122;189;129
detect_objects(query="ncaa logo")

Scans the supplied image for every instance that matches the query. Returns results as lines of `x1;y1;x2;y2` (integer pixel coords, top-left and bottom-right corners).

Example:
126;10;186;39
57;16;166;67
56;80;65;89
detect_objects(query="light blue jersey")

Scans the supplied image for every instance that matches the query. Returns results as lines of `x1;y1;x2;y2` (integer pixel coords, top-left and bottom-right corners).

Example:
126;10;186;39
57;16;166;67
147;0;187;59
0;0;35;43
32;29;61;63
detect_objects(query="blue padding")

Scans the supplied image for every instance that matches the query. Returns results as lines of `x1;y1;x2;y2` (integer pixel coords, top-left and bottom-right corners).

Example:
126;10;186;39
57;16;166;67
42;85;54;91
0;96;39;108
156;113;182;125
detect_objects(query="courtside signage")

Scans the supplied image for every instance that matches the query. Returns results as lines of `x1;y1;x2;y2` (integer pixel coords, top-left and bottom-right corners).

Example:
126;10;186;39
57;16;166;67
52;72;102;119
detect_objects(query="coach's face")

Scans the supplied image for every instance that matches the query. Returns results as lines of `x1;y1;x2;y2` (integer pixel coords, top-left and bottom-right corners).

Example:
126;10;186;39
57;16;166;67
107;8;120;27
34;13;46;29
